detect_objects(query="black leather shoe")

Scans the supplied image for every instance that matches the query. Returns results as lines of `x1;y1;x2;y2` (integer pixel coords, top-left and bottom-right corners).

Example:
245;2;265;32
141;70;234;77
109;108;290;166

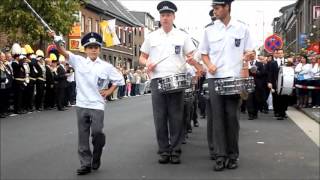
277;117;284;120
213;160;225;171
76;166;91;175
248;116;255;120
210;155;217;160
194;122;199;127
226;159;238;169
187;129;192;133
158;155;170;164
170;155;181;164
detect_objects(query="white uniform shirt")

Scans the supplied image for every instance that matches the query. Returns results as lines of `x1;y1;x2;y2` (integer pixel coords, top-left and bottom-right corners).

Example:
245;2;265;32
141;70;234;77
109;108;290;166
68;52;124;110
140;28;196;79
199;18;254;78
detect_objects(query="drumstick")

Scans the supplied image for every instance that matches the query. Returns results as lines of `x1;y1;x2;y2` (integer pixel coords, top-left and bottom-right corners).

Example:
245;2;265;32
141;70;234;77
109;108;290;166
154;54;172;65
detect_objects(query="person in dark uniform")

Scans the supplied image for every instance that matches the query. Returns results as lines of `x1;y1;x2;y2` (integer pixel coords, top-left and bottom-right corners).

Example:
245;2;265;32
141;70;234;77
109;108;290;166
44;56;55;110
11;43;28;114
24;45;37;112
246;51;268;120
199;0;254;171
49;31;124;175
267;48;289;120
34;50;46;111
0;52;13;118
53;55;67;111
139;1;201;164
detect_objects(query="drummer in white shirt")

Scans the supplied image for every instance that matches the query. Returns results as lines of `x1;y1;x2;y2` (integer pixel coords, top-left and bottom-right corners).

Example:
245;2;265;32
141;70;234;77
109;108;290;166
198;0;254;171
139;1;202;165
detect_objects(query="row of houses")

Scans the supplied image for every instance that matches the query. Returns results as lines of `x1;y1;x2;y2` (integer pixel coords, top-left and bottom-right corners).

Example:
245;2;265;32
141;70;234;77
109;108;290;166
273;0;320;54
0;0;156;70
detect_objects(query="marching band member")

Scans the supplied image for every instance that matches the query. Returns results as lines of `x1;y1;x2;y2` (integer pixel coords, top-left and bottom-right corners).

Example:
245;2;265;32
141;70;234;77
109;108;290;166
43;55;55;110
139;1;201;164
34;50;46;111
267;48;290;120
0;52;13;118
49;31;124;175
11;43;28;114
199;0;254;171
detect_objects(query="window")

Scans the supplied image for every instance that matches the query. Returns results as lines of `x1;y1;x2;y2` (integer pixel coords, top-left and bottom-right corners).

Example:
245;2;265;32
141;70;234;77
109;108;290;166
96;20;99;33
88;18;92;32
81;15;85;32
139;27;142;36
128;32;132;44
134;45;137;56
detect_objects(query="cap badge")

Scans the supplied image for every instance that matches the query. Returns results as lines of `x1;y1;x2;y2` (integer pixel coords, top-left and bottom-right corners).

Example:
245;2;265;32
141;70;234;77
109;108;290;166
89;38;96;43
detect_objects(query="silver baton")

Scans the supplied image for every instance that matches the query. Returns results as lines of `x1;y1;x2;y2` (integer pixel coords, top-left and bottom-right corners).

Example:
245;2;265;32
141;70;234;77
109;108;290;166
22;0;53;32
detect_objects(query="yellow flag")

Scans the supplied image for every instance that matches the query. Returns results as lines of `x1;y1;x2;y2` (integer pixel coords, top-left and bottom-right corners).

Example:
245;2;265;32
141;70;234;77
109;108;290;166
100;19;120;47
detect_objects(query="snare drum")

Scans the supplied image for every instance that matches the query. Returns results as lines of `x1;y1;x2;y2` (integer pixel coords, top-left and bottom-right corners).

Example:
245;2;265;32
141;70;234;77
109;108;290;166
213;77;255;95
277;66;294;95
184;88;193;101
157;73;191;93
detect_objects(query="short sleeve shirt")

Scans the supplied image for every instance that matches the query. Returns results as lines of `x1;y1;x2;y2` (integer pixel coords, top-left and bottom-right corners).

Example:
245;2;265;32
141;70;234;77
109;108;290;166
199;18;255;78
68;52;124;110
140;28;196;79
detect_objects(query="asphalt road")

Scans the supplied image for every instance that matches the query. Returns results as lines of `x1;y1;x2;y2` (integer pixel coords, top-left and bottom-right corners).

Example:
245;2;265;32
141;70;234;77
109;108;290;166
1;95;319;180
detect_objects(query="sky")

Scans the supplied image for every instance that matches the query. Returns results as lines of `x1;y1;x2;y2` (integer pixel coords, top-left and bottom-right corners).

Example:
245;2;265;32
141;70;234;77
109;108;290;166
119;0;296;48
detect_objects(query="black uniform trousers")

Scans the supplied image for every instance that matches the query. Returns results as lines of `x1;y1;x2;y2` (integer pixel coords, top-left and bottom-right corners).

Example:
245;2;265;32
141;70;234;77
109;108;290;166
208;79;240;160
24;79;36;111
246;91;258;117
272;92;288;117
13;80;26;113
205;93;215;158
55;83;66;110
0;88;9;115
182;97;192;143
44;84;55;109
150;79;184;155
35;79;45;110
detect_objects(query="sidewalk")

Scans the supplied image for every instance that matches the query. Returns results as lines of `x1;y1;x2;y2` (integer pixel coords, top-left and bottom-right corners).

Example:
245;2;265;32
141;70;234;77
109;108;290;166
298;107;320;123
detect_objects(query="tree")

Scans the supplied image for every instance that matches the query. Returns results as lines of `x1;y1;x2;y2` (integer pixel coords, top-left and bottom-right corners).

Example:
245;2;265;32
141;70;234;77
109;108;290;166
0;0;81;48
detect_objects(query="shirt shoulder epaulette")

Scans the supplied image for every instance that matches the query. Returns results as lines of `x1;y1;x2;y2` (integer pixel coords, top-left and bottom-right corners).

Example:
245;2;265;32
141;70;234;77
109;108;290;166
205;22;214;28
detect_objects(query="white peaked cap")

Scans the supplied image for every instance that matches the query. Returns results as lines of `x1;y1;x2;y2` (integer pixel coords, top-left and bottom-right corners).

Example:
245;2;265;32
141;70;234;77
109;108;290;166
11;43;22;55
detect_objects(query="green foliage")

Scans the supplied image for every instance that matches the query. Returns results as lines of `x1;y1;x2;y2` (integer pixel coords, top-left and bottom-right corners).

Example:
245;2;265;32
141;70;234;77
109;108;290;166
0;0;81;44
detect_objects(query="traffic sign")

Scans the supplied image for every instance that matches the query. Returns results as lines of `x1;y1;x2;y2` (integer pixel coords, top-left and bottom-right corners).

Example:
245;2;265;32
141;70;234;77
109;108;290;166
264;34;283;53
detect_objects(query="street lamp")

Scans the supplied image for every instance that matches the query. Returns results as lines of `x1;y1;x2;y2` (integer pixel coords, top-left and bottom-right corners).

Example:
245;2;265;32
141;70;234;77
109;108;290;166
256;10;265;43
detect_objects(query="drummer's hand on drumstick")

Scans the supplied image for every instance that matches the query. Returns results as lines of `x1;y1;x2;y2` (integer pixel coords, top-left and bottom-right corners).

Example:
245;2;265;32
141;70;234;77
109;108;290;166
207;63;217;75
186;54;197;66
267;83;273;90
146;60;156;74
243;50;255;62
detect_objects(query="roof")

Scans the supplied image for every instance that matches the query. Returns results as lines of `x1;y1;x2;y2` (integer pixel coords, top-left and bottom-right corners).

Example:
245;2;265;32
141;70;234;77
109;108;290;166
279;2;296;13
86;0;143;27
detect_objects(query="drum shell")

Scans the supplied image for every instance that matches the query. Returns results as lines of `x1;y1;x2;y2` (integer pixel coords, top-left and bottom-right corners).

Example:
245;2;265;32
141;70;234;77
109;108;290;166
277;66;294;95
157;73;191;93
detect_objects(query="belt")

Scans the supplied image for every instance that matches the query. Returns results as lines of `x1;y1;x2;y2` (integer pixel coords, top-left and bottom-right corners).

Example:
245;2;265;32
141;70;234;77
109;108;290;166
37;77;46;81
29;77;36;81
14;78;25;81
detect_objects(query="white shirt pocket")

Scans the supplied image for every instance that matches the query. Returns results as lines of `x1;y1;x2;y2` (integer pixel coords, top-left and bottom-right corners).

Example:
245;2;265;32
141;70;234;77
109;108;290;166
208;34;224;55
